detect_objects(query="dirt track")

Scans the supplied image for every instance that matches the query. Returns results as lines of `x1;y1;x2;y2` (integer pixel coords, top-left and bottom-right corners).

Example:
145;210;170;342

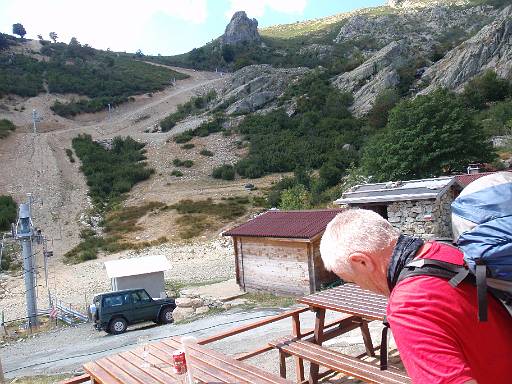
0;65;259;319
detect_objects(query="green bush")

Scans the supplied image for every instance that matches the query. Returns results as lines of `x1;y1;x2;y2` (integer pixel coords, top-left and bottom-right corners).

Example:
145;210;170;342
65;148;75;163
0;43;188;105
171;170;184;177
0;195;17;230
173;131;194;143
160;91;217;132
182;143;195;150
0;119;16;139
200;149;214;157
362;89;496;181
461;71;511;109
173;158;194;168
51;96;129;117
72;134;153;209
212;164;235;180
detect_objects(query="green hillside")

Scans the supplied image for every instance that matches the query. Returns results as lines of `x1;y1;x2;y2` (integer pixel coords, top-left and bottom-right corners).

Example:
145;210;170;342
0;37;188;116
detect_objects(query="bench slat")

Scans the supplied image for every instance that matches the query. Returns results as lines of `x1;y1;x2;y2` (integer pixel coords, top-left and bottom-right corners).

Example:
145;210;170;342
270;337;410;384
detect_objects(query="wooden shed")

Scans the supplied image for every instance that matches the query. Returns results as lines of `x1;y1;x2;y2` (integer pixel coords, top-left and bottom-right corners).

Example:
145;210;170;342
223;210;342;296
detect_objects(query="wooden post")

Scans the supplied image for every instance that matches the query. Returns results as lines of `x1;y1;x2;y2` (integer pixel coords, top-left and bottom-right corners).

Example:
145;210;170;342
292;313;305;382
309;308;325;384
0;354;5;384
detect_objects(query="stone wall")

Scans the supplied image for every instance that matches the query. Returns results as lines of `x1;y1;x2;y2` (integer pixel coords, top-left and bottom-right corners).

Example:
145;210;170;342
387;191;454;239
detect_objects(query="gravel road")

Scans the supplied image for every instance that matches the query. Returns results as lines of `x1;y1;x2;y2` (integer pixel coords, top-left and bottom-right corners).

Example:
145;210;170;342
3;307;387;381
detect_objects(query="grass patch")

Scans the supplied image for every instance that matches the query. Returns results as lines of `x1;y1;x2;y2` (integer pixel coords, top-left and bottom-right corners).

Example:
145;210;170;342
200;149;214;157
0;118;16;139
64;202;168;263
12;375;70;384
182;143;195;150
171;197;251;239
171;170;184;177
175;214;213;239
243;292;296;308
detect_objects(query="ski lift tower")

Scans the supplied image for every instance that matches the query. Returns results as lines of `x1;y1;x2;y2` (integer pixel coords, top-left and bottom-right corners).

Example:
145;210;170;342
14;202;38;328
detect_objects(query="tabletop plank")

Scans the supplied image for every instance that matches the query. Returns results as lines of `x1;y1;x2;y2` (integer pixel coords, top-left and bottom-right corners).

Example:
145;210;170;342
83;361;123;384
164;338;291;384
299;284;388;321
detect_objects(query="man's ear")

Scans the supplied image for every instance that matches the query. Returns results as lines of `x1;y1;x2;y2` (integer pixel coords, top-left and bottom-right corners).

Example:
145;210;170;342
348;252;375;273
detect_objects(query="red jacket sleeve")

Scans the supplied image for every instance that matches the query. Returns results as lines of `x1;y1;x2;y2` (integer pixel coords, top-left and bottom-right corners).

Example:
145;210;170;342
387;276;475;384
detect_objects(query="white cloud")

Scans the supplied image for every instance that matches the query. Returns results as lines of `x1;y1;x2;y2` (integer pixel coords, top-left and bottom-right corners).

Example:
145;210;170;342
225;0;308;20
0;0;208;53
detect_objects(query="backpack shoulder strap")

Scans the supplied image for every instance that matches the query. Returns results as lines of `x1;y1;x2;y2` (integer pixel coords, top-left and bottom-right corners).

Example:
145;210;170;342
397;258;471;288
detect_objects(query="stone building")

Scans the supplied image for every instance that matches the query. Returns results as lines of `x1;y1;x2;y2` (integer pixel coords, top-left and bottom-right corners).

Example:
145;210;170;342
334;177;463;240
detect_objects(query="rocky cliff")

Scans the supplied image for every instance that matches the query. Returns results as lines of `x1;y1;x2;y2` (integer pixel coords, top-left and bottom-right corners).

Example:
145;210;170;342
222;11;261;46
420;5;512;93
216;64;310;115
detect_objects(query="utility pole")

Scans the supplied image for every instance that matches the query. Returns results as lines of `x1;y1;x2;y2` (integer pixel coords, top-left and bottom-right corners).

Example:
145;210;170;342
107;103;112;120
32;109;37;134
15;202;38;328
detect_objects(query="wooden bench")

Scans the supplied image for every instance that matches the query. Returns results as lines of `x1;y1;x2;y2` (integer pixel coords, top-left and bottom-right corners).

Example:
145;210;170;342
270;336;410;384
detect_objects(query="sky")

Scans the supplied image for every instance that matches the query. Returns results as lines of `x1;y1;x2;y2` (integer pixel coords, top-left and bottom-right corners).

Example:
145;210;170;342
0;0;386;56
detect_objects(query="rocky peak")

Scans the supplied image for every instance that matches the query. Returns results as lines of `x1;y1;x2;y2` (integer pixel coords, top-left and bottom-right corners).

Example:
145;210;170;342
222;11;261;46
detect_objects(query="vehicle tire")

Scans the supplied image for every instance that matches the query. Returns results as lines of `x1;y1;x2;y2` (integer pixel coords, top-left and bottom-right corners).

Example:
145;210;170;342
160;307;174;324
108;317;128;334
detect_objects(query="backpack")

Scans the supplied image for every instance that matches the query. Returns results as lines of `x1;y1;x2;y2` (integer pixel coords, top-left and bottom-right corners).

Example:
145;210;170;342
379;172;512;371
398;171;512;321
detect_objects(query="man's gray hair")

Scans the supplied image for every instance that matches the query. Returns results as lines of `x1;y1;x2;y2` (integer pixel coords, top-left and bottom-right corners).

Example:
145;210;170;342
320;209;399;275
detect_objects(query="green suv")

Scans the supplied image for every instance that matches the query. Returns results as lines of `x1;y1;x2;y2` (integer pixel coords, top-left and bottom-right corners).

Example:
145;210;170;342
91;289;176;334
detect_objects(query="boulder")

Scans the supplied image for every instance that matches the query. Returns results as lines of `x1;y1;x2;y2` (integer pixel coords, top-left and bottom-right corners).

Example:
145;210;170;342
172;307;195;322
195;306;210;315
191;298;204;308
222;11;261;46
175;297;193;308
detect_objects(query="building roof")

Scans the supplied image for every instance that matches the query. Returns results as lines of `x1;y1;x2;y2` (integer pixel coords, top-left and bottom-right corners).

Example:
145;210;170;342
223;209;344;239
456;171;512;188
104;255;171;279
335;176;458;205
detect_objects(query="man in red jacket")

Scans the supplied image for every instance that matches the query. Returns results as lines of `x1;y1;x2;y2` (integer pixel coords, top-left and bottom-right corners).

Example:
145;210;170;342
320;209;512;384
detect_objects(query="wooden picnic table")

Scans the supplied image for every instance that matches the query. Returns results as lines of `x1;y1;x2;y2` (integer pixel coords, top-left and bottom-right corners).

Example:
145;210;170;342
297;284;391;384
83;336;293;384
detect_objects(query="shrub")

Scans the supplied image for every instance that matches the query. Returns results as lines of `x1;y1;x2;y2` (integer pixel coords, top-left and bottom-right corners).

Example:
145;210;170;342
0;195;17;230
171;170;183;177
72;134;153;209
160;91;217;132
173;158;194;168
461;71;511;109
51;96;128;117
279;184;312;210
0;119;16;139
200;149;214;157
212;164;235;180
182;143;195;150
173;131;194;143
65;148;75;163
